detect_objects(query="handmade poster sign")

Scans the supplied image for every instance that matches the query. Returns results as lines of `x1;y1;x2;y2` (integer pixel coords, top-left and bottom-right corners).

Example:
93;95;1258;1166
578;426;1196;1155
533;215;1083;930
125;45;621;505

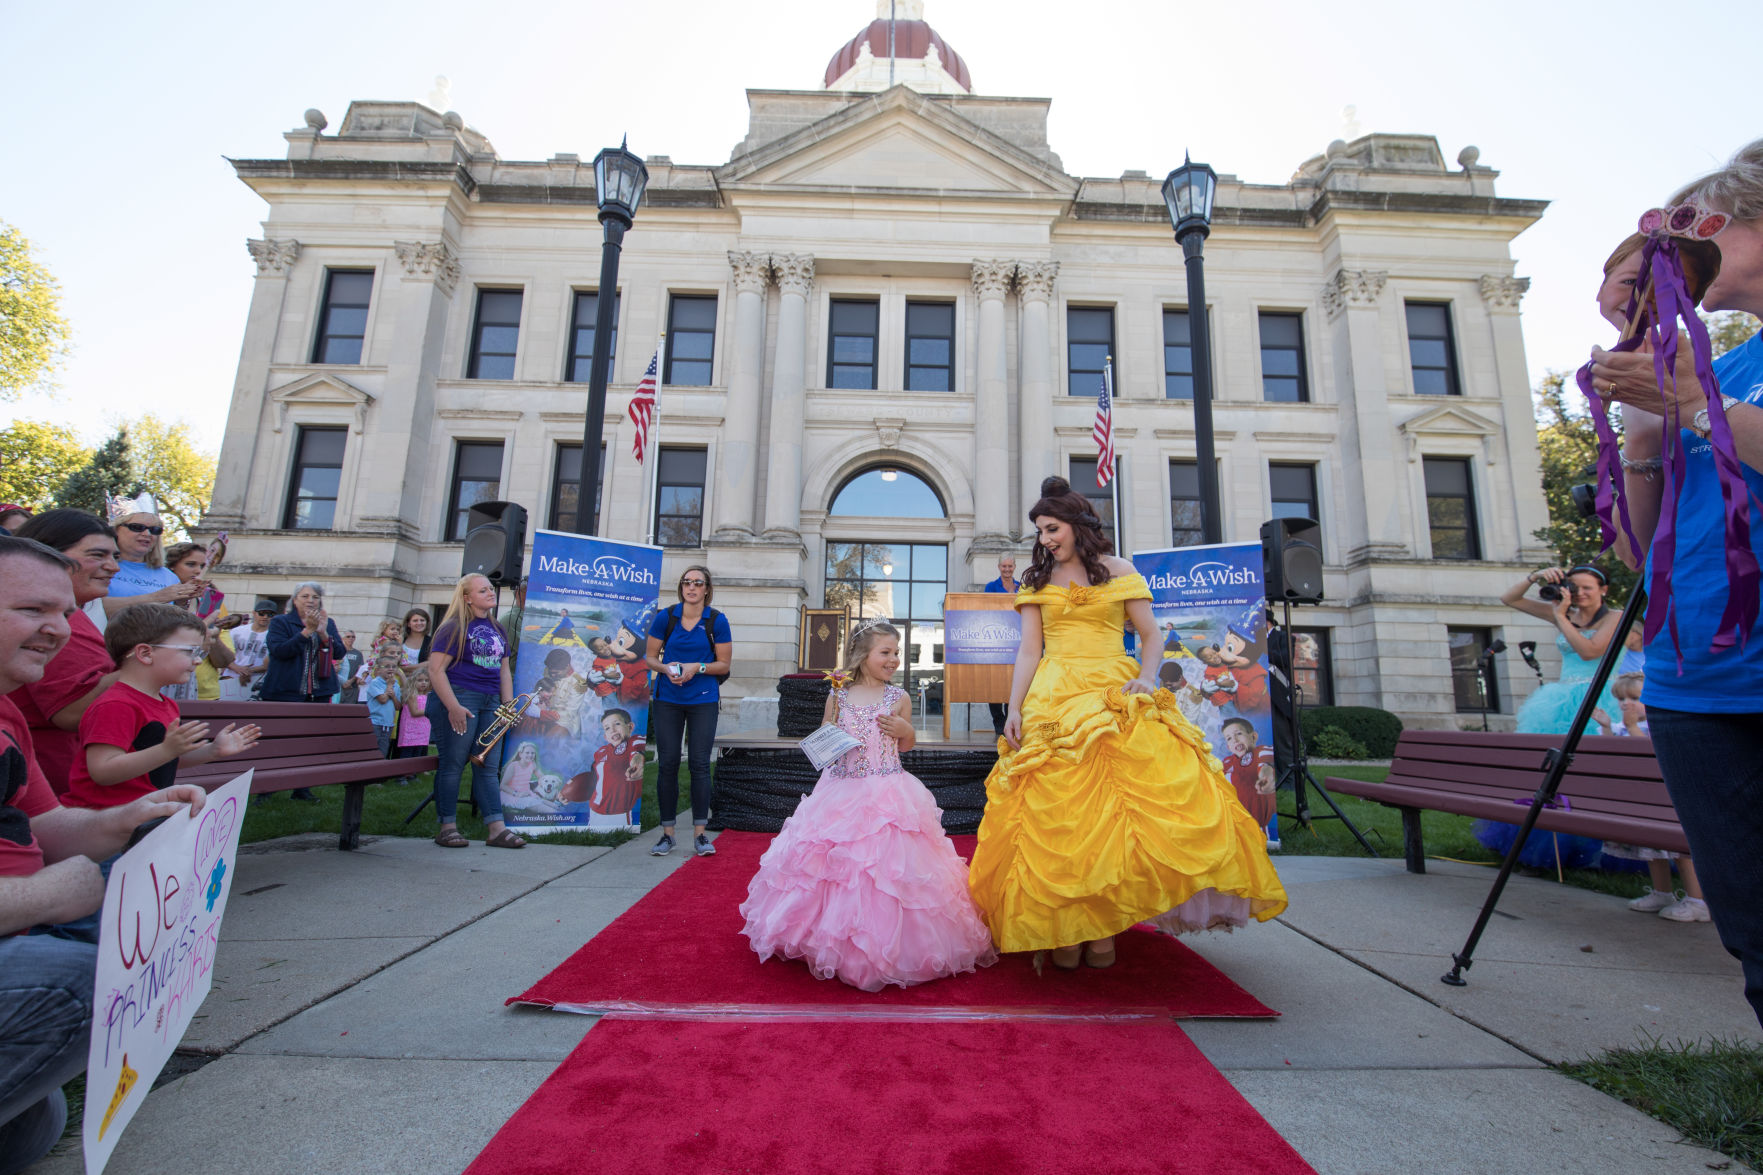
84;771;251;1175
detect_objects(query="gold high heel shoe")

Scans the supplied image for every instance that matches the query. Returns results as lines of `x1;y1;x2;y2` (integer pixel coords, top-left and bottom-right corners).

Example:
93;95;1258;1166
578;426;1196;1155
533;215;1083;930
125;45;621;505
1083;940;1117;969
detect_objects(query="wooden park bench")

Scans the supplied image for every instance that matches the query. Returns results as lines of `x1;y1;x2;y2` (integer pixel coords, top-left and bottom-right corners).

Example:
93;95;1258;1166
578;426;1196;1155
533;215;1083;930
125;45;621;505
1324;729;1687;874
176;700;439;851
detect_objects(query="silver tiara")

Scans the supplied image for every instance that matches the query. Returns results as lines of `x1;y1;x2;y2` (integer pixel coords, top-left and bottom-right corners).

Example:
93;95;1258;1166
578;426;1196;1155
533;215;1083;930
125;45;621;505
850;616;893;641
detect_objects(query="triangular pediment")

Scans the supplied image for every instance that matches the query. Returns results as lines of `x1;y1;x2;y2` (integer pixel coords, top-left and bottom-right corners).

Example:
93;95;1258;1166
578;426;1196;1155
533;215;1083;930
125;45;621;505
1399;404;1499;437
265;372;376;433
721;88;1075;198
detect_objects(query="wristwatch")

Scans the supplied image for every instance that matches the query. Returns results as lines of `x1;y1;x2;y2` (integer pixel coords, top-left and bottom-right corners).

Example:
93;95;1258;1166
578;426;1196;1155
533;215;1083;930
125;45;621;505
1691;394;1742;439
698;662;709;674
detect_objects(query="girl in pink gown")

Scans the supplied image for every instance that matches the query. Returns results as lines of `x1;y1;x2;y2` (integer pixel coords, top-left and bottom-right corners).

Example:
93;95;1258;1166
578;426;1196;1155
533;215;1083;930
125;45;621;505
739;620;998;991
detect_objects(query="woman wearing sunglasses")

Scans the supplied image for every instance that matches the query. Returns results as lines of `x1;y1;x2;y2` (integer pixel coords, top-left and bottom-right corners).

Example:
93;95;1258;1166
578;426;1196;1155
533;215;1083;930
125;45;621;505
96;497;200;621
644;565;733;857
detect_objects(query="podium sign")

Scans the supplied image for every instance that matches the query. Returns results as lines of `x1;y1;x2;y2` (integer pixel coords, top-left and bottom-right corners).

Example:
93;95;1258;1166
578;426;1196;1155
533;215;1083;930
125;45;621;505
942;593;1019;739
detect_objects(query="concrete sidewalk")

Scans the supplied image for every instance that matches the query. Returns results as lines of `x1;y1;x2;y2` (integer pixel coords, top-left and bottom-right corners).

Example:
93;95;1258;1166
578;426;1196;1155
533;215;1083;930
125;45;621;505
28;835;1761;1175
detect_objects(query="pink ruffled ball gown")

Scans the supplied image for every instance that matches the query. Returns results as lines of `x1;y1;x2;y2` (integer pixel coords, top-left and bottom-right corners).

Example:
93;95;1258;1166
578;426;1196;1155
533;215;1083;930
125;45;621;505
739;684;999;991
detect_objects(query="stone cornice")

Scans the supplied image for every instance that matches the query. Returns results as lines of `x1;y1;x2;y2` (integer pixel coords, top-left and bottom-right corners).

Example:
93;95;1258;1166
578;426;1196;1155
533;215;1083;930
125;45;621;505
231;157;478;197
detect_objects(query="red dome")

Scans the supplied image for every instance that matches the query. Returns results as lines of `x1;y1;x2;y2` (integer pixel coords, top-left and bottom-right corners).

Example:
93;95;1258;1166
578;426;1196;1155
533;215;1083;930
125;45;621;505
823;19;972;91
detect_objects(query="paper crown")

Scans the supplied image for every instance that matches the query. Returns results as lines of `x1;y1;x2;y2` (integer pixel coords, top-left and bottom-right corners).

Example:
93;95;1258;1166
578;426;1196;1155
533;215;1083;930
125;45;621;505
1637;200;1729;242
107;491;159;522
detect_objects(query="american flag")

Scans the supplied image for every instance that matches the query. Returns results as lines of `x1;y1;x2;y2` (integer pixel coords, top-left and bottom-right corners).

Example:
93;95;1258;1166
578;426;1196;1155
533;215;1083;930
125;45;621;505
1093;359;1115;488
628;346;660;462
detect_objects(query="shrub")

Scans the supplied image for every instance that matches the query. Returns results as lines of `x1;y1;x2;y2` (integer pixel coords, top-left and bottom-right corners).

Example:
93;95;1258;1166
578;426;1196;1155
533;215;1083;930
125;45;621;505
1299;706;1403;758
1310;726;1370;760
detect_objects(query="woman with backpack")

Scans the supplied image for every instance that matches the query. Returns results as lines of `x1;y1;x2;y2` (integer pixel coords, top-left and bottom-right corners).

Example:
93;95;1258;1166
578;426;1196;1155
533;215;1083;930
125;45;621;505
644;564;732;857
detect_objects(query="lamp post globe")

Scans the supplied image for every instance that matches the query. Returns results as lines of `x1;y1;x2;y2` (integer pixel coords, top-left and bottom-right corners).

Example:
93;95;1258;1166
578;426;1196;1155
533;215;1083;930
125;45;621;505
1162;153;1223;545
578;140;650;536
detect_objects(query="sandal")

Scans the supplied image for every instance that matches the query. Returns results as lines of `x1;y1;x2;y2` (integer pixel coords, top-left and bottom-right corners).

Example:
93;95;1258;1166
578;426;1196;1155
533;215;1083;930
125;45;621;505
434;827;469;848
1084;942;1117;969
1049;945;1083;971
486;829;527;849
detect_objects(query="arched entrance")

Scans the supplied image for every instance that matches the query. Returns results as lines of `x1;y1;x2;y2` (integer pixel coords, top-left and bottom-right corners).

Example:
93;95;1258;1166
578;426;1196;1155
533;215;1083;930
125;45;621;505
824;465;951;712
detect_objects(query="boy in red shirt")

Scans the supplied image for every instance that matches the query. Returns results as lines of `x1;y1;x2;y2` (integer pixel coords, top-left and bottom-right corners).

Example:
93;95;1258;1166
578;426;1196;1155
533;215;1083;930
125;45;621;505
1222;717;1277;827
62;604;259;811
570;708;645;819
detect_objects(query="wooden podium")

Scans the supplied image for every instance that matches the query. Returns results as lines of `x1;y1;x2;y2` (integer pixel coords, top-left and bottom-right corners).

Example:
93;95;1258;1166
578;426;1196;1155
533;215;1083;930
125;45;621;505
942;592;1017;740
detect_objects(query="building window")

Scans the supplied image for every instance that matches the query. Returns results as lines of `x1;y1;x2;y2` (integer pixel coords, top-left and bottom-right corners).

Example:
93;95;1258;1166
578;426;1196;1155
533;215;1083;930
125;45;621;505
282;426;347;530
654;448;708;547
828;300;880;389
311;269;373;364
1269;463;1319;522
1290;627;1334;707
829;467;946;518
1259;311;1308;403
446;441;504;541
565;290;619;383
1424;457;1480;559
467;289;523;380
1067;306;1114;396
547;443;605;534
1163;309;1193;399
905;301;955;392
664;295;716;385
1406;302;1460;396
824;541;948;709
1447;626;1499;713
1068;457;1116;551
1170;460;1203;547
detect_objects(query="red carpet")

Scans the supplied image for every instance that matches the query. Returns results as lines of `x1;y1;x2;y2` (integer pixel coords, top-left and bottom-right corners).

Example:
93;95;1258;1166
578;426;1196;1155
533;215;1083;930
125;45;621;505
509;830;1276;1019
465;1018;1313;1175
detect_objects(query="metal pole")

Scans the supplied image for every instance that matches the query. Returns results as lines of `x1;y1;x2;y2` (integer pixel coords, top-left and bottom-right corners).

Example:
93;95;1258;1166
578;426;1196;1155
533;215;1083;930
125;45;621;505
577;218;627;536
1180;229;1223;545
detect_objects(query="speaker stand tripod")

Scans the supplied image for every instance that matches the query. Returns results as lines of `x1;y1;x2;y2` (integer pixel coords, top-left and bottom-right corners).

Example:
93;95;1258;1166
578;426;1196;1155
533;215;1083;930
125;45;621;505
1273;599;1378;856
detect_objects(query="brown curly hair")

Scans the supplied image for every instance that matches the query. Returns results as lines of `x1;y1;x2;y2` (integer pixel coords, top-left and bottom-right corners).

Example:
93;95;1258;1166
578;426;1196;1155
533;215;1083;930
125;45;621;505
1021;476;1113;591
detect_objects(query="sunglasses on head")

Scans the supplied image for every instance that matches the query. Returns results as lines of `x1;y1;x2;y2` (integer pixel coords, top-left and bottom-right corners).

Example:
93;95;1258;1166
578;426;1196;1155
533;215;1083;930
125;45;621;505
119;522;164;535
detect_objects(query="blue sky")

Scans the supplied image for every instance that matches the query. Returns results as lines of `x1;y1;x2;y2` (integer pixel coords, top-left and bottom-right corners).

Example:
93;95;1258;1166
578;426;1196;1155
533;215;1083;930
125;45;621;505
1;0;1755;452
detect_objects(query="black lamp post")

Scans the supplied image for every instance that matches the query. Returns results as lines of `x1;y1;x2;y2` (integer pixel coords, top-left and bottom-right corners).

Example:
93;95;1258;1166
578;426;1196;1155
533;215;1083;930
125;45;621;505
577;139;649;536
1162;154;1223;545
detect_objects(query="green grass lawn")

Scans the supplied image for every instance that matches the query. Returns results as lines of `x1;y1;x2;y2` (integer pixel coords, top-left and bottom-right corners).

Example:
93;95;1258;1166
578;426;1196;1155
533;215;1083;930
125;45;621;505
1562;1038;1763;1170
239;758;687;848
1275;765;1651;900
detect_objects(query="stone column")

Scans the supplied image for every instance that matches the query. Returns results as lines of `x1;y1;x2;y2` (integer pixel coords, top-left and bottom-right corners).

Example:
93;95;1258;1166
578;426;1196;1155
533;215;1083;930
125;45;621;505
971;261;1015;543
1480;274;1551;562
1016;261;1059;530
208;239;301;528
1322;267;1406;563
374;240;462;535
711;251;771;540
762;254;814;542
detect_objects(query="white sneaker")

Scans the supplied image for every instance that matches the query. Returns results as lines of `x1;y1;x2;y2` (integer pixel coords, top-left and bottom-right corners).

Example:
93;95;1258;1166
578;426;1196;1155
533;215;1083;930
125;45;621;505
1658;896;1711;923
1627;889;1678;912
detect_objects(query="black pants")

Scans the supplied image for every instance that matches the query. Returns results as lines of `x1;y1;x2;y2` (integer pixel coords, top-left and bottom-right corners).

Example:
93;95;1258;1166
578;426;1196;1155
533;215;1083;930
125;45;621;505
652;700;719;827
988;702;1007;736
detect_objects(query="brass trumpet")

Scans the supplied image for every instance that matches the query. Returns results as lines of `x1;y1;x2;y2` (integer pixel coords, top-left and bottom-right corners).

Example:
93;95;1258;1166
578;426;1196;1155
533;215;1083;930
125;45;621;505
470;692;534;766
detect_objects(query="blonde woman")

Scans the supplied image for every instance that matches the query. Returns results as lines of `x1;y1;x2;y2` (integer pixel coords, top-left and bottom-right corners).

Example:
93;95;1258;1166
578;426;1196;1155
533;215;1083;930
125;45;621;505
424;574;525;849
100;495;199;618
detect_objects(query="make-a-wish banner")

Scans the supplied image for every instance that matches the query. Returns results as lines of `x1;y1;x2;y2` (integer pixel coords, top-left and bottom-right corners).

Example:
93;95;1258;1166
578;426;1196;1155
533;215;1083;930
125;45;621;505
502;530;662;833
1132;543;1278;845
86;771;250;1175
943;608;1021;664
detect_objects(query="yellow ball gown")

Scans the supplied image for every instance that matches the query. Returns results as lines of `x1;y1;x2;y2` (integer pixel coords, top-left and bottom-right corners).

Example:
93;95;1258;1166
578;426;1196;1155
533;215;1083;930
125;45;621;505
967;573;1289;954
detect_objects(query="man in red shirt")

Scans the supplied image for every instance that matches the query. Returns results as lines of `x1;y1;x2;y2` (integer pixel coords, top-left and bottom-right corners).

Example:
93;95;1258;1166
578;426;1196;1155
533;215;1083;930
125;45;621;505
0;536;206;1171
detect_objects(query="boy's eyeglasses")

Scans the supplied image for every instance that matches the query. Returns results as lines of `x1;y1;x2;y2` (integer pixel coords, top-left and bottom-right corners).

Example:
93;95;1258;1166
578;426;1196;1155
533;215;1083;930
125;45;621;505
152;644;208;662
119;522;165;536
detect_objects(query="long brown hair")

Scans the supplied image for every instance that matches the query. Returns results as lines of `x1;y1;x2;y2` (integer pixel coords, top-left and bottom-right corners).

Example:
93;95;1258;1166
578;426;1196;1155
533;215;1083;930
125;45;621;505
677;564;714;606
840;618;900;685
1021;476;1113;591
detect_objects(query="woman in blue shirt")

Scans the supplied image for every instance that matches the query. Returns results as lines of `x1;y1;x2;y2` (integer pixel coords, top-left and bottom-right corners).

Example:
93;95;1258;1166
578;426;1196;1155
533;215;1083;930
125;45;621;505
1591;138;1763;1026
644;564;733;857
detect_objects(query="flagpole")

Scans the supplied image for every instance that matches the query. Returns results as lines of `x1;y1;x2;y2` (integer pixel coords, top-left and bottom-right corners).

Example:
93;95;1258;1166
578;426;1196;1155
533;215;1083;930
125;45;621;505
1105;356;1121;546
643;333;665;546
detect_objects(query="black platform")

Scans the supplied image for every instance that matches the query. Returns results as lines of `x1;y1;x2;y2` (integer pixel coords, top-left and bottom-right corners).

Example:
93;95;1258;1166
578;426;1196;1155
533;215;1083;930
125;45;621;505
707;743;997;835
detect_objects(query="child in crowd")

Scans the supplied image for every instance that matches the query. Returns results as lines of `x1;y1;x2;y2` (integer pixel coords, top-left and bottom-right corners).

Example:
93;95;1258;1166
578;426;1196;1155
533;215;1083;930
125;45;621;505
365;651;404;759
395;665;433;783
1595;672;1709;923
62;604;260;811
739;619;997;991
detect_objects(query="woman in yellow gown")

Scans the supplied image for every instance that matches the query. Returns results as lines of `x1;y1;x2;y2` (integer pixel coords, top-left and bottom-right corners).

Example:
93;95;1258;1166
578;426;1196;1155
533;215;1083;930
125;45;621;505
968;477;1288;969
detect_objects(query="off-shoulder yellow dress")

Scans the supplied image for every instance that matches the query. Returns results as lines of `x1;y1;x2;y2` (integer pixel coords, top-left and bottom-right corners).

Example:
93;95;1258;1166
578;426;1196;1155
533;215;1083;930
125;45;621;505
967;573;1288;953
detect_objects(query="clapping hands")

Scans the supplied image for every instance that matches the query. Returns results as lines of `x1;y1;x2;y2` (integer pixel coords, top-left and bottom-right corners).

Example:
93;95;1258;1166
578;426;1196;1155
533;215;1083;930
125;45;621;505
213;723;261;758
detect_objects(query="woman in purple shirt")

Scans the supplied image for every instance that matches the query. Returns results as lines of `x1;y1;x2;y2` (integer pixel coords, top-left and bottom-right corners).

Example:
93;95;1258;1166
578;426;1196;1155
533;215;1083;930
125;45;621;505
425;574;524;849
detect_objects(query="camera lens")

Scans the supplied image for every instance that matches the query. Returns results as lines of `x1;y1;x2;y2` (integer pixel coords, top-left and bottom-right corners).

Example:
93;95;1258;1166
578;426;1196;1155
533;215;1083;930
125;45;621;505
1538;583;1564;602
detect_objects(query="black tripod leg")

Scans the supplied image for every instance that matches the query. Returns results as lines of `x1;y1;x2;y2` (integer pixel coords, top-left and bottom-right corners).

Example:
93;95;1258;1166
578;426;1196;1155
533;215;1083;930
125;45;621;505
1298;765;1379;856
1442;586;1646;986
403;790;437;826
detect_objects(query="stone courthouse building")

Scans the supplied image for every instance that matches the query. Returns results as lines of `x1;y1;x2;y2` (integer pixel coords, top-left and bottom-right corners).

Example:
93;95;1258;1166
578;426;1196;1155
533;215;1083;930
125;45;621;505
205;1;1556;728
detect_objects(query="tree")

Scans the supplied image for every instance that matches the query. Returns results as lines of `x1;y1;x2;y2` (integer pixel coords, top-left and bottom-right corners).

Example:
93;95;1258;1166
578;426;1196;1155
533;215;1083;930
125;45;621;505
0;220;72;398
0;419;91;507
1530;371;1638;599
129;415;217;538
1706;310;1760;358
53;427;138;518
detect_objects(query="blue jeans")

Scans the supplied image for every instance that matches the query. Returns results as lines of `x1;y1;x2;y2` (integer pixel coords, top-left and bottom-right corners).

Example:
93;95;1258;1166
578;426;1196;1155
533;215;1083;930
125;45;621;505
1648;706;1763;1028
652;700;718;827
0;935;96;1175
427;687;505;826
